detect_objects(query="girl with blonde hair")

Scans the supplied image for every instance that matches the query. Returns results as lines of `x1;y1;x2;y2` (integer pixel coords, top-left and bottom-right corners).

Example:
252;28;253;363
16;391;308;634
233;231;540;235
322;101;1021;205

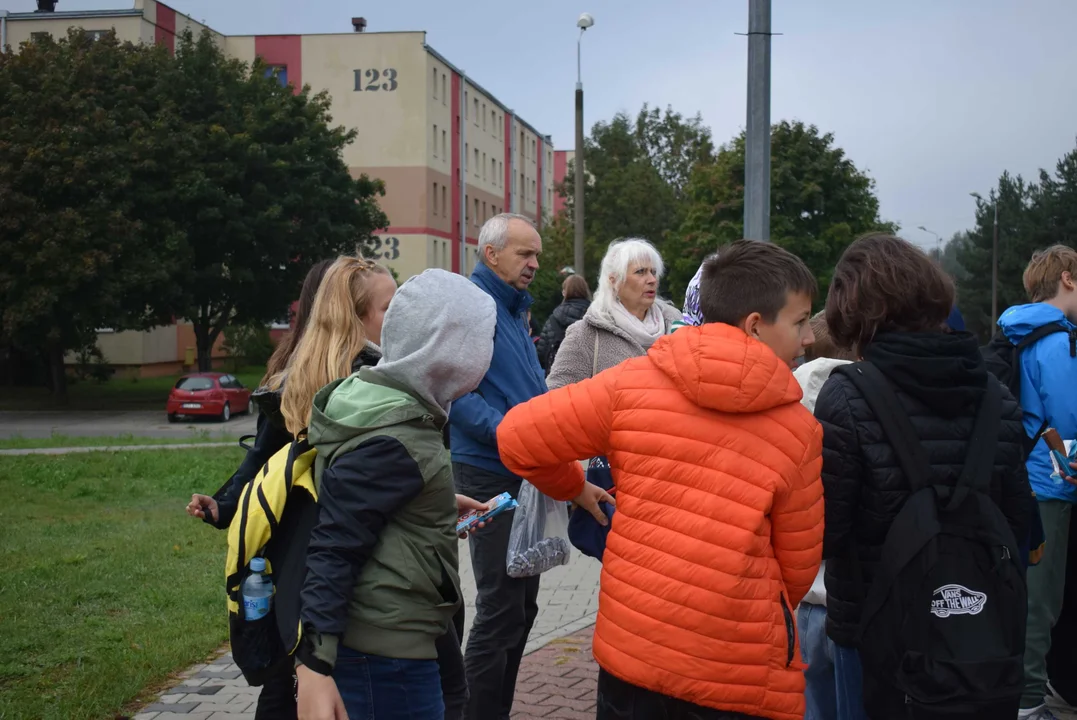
186;255;396;720
270;256;396;436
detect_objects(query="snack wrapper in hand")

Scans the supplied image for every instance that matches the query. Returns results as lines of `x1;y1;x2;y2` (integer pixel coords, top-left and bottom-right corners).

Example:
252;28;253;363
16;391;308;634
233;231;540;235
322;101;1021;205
1044;428;1076;482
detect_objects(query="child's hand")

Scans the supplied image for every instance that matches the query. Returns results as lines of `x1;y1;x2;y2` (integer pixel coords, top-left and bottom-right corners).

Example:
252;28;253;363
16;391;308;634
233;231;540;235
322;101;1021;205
456;494;496;538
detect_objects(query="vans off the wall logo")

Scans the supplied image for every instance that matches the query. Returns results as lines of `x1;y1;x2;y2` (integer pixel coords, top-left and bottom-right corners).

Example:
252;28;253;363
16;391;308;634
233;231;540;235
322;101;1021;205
930;584;987;618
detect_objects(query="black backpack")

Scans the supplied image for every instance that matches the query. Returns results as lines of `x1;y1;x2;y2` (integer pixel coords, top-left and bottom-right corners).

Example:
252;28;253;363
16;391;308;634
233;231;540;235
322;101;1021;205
982;323;1076;453
834;363;1026;719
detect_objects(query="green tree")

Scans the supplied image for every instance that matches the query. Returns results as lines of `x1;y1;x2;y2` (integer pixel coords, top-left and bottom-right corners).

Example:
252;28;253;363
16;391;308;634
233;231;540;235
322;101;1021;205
158;31;387;370
958;143;1077;339
529;213;579;326
667;120;893;303
559;104;716;287
0;30;182;399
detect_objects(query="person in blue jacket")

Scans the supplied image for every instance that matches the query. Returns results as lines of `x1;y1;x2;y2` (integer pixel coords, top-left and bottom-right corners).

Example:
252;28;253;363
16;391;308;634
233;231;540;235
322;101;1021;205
998;245;1077;720
449;213;548;720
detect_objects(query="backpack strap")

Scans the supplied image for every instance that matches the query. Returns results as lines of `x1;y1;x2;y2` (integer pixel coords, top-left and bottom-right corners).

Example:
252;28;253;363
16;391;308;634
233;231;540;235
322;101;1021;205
948;379;1001;507
1015;322;1069;352
834;363;934;492
1014;323;1073;450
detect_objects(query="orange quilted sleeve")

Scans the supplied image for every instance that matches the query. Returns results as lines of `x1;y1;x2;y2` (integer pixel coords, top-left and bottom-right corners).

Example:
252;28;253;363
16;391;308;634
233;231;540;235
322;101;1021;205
771;421;825;606
496;367;618;502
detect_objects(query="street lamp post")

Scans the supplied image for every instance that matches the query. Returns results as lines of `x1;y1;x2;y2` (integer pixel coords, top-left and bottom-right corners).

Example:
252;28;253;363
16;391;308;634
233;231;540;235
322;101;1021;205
970;192;1000;324
574;12;594;279
917;226;941;259
743;0;772;241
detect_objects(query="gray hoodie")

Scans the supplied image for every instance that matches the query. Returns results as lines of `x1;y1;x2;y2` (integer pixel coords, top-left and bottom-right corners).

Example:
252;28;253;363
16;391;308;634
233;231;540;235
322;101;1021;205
370;268;497;414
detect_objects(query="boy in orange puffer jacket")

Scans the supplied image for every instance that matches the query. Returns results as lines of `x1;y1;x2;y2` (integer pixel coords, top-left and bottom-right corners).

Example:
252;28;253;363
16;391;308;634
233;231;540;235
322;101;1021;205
497;240;824;720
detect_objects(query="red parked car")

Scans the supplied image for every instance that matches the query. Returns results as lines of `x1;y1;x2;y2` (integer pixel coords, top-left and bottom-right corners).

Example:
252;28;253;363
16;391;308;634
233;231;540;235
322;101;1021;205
166;372;254;423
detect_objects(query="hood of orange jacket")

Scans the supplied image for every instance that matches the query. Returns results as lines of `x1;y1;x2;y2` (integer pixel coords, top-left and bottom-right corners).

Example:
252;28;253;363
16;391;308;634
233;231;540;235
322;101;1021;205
649;321;805;414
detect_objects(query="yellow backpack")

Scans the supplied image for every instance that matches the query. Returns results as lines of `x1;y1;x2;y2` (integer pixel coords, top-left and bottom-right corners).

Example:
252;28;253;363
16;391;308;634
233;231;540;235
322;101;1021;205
225;437;319;685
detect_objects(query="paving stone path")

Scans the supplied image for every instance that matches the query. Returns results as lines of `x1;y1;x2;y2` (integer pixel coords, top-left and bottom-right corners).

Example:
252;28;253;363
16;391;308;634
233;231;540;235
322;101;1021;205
132;547;603;719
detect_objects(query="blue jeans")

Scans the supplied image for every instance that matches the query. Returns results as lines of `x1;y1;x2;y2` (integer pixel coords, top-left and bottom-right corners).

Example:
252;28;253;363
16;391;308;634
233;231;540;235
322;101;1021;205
798;603;868;720
334;647;444;720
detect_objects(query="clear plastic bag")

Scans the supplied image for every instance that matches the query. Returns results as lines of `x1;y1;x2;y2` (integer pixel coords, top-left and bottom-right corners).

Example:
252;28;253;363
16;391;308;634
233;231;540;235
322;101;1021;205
505;480;571;578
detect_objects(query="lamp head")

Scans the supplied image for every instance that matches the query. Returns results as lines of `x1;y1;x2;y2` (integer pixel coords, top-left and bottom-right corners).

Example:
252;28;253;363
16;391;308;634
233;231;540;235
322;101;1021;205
577;13;594;30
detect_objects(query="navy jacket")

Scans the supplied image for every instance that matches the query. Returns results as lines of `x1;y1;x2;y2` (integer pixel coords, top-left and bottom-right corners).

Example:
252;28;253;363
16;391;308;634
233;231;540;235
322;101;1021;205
449;263;547;476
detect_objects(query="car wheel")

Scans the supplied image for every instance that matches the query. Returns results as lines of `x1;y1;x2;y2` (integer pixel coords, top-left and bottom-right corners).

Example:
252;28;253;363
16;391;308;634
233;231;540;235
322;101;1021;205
221;403;231;423
247;398;255;415
168;413;178;424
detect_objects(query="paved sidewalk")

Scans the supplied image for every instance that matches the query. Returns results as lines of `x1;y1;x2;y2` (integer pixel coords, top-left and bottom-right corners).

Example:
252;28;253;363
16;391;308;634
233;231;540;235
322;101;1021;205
511;626;598;720
133;547;602;719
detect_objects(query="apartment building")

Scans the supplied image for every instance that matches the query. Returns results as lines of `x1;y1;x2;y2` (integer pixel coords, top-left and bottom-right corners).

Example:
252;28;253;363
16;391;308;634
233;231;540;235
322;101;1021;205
3;0;554;373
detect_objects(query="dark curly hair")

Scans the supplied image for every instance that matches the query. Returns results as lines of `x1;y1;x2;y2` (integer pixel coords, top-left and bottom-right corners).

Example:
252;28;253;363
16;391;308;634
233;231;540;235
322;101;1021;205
825;233;954;352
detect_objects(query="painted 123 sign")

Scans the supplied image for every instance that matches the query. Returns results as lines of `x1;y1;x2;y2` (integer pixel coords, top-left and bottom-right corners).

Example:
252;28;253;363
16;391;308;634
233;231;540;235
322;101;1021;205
354;69;399;92
362;236;401;261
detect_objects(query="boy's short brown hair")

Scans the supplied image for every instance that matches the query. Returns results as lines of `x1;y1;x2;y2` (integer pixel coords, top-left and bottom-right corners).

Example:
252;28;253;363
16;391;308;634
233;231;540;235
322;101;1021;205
826;233;954;352
804;311;856;362
699;240;816;326
1023;245;1077;303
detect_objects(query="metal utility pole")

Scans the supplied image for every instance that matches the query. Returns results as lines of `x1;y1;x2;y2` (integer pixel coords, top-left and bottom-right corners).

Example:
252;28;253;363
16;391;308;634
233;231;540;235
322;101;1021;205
743;0;772;241
574;13;593;277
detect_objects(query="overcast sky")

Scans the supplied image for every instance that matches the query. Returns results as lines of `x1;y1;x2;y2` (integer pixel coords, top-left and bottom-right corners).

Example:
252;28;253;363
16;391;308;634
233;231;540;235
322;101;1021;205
8;0;1077;249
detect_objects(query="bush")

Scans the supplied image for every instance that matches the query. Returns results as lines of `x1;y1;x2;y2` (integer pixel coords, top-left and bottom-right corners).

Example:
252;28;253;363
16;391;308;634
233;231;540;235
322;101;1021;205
222;323;275;370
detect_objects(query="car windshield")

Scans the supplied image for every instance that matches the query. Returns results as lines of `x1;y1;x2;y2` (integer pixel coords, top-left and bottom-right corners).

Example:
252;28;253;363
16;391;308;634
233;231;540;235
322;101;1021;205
175;377;215;391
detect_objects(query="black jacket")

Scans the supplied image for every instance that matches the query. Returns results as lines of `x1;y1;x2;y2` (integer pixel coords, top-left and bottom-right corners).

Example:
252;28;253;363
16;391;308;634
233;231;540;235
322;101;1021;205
536;298;589;371
815;332;1032;647
206;347;382;529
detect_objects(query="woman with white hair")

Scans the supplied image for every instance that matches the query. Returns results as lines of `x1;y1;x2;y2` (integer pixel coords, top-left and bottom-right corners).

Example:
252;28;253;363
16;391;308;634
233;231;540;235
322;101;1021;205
547;238;680;389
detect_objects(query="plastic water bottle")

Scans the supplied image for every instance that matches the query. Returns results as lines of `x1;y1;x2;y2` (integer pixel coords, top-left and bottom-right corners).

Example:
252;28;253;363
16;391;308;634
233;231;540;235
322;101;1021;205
242;557;273;621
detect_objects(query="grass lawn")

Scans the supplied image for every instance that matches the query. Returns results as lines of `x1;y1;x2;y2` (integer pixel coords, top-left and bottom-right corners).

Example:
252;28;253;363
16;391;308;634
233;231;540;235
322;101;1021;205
0;431;243;451
1;366;266;412
0;447;246;719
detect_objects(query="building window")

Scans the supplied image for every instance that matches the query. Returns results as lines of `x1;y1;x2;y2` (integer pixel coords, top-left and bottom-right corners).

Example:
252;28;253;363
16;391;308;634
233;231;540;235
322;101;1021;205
482;103;487;131
490;110;496;136
433;124;438;158
31;32;51;42
473;98;479;126
520;131;525;158
264;65;288;87
433;182;438;216
465;92;468;119
442;186;447;218
491;158;496;184
532;179;537;201
483;201;487;223
432;68;438;99
533;139;537;163
474;198;480;227
520;173;525;199
464;143;468;173
482;152;487;181
442;130;447;161
499;161;503;186
441;74;446;105
474;148;479;177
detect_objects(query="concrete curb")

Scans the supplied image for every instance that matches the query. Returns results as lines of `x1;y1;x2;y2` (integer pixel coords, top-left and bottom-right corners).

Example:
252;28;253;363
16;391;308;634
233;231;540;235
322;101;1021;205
523;611;598;656
0;442;237;456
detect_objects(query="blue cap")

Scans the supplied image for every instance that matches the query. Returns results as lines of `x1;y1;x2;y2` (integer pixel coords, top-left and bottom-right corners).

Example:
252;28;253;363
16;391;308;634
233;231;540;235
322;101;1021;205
250;557;266;572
